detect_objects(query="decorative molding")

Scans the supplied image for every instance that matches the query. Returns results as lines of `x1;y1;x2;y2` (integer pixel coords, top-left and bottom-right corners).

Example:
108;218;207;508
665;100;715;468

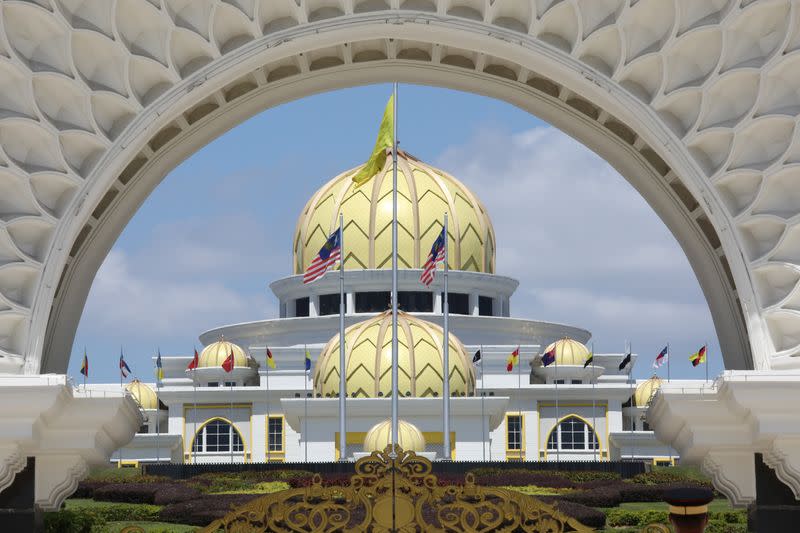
0;444;26;493
35;454;88;512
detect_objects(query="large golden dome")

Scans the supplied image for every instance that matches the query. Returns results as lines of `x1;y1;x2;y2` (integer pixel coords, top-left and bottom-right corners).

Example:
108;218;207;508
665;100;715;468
364;419;426;453
293;151;495;275
634;376;662;407
542;338;592;366
125;379;158;410
313;311;475;398
198;339;249;369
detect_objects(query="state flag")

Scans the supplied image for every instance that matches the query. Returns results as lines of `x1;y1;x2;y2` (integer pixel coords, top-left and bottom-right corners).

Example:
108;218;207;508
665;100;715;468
542;344;556;367
472;349;481;364
506;347;519;372
618;351;632;371
653;346;668;369
187;349;199;371
222;349;235;373
80;350;89;377
690;345;707;367
266;347;276;369
156;349;164;381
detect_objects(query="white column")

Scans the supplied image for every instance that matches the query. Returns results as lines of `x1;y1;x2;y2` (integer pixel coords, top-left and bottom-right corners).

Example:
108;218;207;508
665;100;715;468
433;292;442;314
309;295;319;317
469;292;479;316
346;292;355;314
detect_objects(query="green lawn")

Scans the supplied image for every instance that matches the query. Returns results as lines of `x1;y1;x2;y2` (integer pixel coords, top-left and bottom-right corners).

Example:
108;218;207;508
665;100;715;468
208;480;290;494
64;498;161;512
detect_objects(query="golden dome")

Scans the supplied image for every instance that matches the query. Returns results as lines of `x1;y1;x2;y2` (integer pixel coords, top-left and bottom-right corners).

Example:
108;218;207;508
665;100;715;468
293;151;495;275
542;338;591;366
125;379;158;410
198;339;249;369
313;311;475;398
364;419;426;453
634;376;662;407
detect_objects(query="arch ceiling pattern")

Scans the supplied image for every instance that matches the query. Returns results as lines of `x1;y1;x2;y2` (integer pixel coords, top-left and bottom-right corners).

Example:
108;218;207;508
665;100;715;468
0;0;798;374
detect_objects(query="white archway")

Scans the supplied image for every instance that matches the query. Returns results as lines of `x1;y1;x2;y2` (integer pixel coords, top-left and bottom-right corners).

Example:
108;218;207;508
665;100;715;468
0;1;797;377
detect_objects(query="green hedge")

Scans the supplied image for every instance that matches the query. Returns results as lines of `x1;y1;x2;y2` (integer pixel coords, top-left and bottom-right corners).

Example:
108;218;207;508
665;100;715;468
605;508;746;532
46;502;162;533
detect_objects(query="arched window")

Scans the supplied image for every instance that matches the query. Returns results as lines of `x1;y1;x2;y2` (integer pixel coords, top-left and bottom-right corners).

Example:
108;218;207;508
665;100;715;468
192;419;244;453
547;416;599;451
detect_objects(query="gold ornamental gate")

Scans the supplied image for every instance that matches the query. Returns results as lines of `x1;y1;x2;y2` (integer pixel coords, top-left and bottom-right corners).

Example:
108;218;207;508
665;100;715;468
200;447;593;532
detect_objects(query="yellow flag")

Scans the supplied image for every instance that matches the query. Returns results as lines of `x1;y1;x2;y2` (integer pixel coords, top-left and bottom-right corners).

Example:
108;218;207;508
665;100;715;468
352;95;394;187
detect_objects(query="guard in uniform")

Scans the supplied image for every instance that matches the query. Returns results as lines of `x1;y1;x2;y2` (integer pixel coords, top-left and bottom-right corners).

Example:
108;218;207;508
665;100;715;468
662;487;715;533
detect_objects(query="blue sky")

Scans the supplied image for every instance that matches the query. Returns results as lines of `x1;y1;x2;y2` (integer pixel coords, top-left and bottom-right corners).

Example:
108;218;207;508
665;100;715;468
70;83;722;382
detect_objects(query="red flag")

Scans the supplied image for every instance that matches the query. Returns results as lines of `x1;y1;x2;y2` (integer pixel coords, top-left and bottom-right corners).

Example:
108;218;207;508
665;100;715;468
222;349;235;372
187;349;199;370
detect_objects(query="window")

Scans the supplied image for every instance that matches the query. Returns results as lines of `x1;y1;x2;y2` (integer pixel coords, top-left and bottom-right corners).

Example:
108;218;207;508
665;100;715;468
571;379;582;384
443;292;469;314
554;379;565;385
319;293;347;315
642;421;651;431
398;291;433;312
356;291;390;313
506;415;523;451
478;296;493;316
138;425;148;434
223;381;236;387
295;297;310;317
192;419;244;453
268;417;284;453
207;382;219;387
547;417;599;451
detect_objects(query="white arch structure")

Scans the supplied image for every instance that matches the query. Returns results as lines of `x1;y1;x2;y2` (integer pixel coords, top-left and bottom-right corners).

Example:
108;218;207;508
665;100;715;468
1;0;800;510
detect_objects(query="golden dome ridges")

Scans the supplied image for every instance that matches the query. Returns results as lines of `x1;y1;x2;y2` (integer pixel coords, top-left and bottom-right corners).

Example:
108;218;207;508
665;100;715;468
198;339;249;369
125;379;158;410
293;151;495;275
542;338;592;366
313;311;475;398
363;419;426;453
634;376;663;407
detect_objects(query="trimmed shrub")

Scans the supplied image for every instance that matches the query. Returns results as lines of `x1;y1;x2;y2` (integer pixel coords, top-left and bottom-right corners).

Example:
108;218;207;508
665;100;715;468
551;500;606;529
287;473;352;488
631;467;711;486
561;486;623;507
160;494;262;526
559;471;620;483
72;480;107;499
92;483;163;504
619;481;710;503
44;509;104;533
606;508;668;527
153;484;203;505
706;521;747;533
91;503;162;523
474;472;576;489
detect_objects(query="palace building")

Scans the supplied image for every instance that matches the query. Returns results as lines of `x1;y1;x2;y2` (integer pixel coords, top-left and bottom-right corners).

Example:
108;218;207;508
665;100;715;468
100;149;681;466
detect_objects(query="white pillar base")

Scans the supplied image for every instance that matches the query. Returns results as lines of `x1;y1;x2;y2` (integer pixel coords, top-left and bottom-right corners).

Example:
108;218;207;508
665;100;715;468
0;374;143;510
649;371;800;507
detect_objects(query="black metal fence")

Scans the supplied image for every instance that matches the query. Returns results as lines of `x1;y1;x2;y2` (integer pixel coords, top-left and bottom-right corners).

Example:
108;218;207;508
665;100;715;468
144;460;646;480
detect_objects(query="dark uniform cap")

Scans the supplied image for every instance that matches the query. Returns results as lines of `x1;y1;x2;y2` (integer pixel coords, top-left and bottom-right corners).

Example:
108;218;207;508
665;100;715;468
663;487;714;515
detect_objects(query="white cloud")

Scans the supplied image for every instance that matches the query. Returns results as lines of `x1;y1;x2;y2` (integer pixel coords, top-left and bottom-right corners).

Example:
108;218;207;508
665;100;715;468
82;250;271;337
436;125;719;365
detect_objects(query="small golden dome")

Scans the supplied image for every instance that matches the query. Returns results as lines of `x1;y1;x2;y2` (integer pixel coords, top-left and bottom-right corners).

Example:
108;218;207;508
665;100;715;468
314;311;475;398
634;376;662;407
542;338;591;366
125;379;158;410
293;151;495;275
199;339;248;369
364;419;426;453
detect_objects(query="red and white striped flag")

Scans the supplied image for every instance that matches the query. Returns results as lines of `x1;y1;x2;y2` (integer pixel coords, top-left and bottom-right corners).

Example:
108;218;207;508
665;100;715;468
303;228;342;284
419;227;446;287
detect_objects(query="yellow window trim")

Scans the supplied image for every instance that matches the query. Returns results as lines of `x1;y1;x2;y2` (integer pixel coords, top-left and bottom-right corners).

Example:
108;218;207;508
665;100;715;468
542;414;603;461
188;416;250;462
266;414;286;459
505;413;525;456
183;404;253;463
536;404;610;461
653;456;676;466
116;460;139;468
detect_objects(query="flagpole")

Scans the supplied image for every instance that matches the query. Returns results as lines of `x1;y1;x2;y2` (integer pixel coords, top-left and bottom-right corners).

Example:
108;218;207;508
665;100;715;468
192;353;197;465
156;351;160;464
304;344;308;463
480;344;486;462
266;348;271;464
338;213;347;461
628;340;633;462
229;358;234;465
119;347;123;468
667;343;671;383
590;341;600;461
518;345;522;461
390;82;399;453
705;341;709;383
555;344;559;464
442;213;451;460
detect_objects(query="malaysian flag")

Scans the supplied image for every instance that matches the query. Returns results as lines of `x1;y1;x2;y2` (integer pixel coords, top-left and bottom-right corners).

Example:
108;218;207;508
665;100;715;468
303;227;342;284
653;345;668;368
419;227;446;287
